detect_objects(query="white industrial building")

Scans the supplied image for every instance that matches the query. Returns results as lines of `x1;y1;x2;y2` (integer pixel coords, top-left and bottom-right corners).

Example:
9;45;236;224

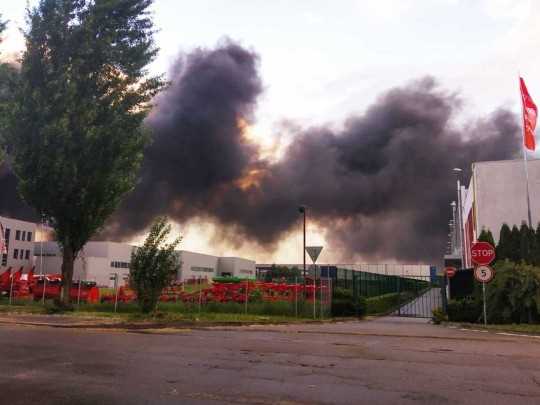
35;241;134;286
34;240;256;287
0;215;36;272
457;158;540;267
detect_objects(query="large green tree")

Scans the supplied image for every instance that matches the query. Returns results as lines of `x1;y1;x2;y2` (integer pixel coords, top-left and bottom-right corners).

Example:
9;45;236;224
477;228;495;247
0;14;16;165
496;223;512;262
3;0;163;305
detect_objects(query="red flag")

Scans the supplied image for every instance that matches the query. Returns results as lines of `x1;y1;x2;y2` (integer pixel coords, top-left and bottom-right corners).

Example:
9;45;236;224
520;77;537;151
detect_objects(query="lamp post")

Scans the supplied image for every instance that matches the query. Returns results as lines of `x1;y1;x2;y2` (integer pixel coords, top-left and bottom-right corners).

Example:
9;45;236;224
298;206;306;279
450;202;457;253
453;168;464;267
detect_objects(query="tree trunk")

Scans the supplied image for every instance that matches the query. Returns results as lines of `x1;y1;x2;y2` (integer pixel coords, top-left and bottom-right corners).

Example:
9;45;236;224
60;244;75;306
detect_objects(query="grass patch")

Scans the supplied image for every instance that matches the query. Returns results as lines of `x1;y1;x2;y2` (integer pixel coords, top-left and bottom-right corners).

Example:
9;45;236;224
455;322;540;335
0;299;316;324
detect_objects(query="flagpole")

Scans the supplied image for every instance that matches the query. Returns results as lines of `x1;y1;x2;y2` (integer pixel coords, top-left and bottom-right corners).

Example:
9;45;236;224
519;75;534;228
523;146;533;228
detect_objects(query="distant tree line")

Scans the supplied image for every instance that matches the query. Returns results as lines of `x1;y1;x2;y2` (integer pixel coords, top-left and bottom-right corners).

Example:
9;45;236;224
478;223;540;265
264;265;302;281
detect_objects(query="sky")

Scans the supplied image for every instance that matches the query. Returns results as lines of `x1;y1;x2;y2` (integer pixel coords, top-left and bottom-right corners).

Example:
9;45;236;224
1;0;539;264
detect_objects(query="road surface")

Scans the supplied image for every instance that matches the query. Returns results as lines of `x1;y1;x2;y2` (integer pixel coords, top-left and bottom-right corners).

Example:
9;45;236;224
1;317;540;404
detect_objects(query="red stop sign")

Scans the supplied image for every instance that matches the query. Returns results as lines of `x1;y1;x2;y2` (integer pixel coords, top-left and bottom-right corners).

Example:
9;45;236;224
471;241;496;265
444;267;457;278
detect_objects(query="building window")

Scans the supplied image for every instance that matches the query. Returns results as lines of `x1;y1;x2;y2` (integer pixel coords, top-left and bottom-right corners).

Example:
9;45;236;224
1;254;6;266
15;230;20;240
25;250;30;260
13;249;18;259
191;266;214;273
27;232;32;241
4;228;10;243
110;261;130;269
22;231;26;241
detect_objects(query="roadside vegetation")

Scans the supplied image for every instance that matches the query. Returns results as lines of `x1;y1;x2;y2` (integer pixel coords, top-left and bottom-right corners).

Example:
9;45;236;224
439;223;540;328
0;298;313;324
0;1;164;307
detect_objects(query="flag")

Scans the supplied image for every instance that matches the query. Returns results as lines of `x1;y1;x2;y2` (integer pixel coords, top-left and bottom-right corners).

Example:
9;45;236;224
520;77;537;151
0;222;7;255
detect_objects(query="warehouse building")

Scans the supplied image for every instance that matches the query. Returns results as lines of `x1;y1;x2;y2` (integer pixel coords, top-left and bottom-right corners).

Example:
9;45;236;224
456;158;540;268
34;240;256;287
0;215;36;272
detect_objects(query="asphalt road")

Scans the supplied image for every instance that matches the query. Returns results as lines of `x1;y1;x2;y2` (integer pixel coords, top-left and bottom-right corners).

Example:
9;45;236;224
1;317;540;404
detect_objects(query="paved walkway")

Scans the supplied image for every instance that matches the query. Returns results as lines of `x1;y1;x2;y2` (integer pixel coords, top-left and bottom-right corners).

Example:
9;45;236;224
2;316;540;404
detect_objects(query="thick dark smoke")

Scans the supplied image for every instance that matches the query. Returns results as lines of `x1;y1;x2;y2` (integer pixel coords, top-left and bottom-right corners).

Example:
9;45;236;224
0;164;36;221
1;41;521;263
102;41;263;237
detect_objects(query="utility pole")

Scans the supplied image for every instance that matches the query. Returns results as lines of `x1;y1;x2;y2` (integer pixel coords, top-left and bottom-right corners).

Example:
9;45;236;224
298;206;306;279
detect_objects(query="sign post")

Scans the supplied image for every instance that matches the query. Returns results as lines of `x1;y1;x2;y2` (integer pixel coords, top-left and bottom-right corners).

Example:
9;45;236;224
110;273;119;313
471;242;496;326
305;246;323;319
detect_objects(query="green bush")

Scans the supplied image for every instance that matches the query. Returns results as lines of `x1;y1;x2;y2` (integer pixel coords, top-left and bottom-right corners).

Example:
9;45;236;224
447;297;482;323
432;307;448;324
366;292;413;315
486;261;540;324
333;287;353;300
331;288;366;317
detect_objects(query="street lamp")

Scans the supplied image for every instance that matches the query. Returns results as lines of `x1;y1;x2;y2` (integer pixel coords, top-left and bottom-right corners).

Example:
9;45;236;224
298;206;306;279
452;168;464;266
450;201;457;253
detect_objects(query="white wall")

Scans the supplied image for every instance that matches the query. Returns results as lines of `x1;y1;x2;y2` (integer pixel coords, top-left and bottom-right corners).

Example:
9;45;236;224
34;241;134;287
179;250;219;281
473;159;540;243
0;216;36;272
218;257;256;278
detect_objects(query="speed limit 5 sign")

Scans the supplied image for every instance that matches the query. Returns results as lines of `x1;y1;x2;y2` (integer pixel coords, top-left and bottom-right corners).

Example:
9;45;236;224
474;265;495;283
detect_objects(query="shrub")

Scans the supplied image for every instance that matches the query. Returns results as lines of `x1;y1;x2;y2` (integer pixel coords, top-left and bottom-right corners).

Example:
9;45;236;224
366;292;413;315
446;297;482;323
432;307;447;324
486;261;540;324
331;288;366;317
130;217;181;313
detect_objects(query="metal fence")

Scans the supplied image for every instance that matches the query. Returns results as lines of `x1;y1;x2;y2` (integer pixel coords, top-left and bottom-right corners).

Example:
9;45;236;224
0;276;333;320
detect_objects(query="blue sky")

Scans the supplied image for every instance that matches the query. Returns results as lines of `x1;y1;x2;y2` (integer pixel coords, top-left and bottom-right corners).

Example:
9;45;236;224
1;0;538;261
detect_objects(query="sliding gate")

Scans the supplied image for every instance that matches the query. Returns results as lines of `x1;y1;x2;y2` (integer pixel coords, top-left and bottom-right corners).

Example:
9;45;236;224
393;275;443;318
347;266;443;318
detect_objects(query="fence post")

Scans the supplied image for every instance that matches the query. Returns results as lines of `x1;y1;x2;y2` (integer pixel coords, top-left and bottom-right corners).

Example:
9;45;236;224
244;279;249;314
77;278;82;308
397;276;401;316
320;276;324;320
312;270;316;320
9;273;14;305
441;275;448;313
198;276;202;313
295;276;298;318
114;275;119;313
42;277;46;305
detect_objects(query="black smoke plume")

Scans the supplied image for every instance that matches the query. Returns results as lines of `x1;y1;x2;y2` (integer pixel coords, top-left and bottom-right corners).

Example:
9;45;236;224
1;41;521;263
